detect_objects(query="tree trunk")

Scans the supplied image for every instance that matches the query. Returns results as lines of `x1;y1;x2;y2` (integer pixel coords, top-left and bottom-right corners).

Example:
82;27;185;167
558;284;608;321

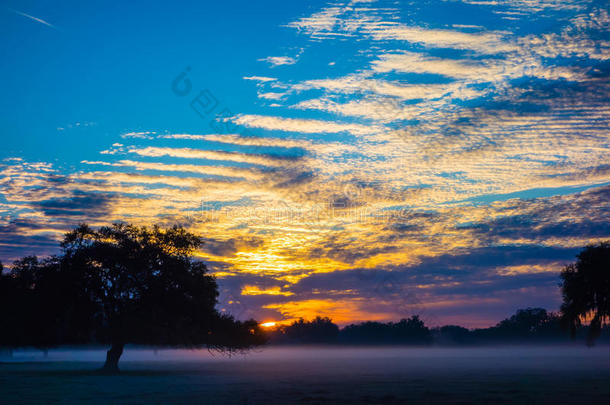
102;343;124;372
586;314;602;347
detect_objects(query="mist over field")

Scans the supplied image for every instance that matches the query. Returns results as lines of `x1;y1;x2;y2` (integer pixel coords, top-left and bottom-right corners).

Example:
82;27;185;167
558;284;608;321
3;346;610;404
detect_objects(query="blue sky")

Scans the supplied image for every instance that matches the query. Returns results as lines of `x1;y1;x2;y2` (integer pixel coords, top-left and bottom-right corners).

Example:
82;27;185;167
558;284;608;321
1;0;609;327
1;1;306;159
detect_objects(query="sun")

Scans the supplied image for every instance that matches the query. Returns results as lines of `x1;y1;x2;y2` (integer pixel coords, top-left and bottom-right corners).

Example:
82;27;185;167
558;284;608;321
260;321;276;328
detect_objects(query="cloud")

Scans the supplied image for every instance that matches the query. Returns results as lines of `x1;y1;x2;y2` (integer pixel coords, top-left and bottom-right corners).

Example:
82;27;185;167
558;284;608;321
158;134;207;140
458;0;589;13
258;56;298;67
201;236;265;257
127;146;301;167
8;8;58;30
258;92;286;100
33;190;116;218
243;76;277;82
285;6;344;39
232;114;382;136
285;1;514;53
301;75;464;100
241;285;294;296
82;159;267;181
366;25;516;54
200;133;360;156
121;131;157;139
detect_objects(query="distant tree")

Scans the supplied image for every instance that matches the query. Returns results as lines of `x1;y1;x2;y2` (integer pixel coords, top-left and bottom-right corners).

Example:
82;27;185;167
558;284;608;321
340;316;432;345
341;321;390;343
393;316;432;343
495;308;558;337
2;256;71;349
470;308;564;343
435;325;473;345
1;257;44;351
0;259;16;356
282;317;339;343
0;223;266;371
560;242;610;346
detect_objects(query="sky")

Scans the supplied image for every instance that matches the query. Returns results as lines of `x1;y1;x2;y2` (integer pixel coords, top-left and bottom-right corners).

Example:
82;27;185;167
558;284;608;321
1;0;609;328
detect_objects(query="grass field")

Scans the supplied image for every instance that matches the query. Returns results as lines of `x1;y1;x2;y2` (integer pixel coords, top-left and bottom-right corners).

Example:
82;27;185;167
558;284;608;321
1;346;609;404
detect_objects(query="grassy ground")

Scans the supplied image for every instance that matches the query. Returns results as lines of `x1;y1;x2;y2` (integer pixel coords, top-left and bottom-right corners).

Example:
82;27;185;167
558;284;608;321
1;346;609;404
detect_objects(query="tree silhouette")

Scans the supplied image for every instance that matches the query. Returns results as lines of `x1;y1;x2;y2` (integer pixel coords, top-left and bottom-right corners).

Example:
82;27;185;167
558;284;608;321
0;223;266;371
340;316;432;345
0;259;18;356
560;242;610;346
435;325;472;345
493;308;561;339
283;316;339;343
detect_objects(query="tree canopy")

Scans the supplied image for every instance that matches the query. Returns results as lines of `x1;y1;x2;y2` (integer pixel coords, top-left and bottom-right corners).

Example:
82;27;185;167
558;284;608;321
0;223;266;371
560;242;610;346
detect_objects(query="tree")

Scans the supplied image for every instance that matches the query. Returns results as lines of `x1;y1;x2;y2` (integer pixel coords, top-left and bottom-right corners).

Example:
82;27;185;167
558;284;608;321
340;316;432;345
282;317;339;343
493;308;561;340
435;325;473;345
560;242;610;346
0;223;266;371
0;259;16;357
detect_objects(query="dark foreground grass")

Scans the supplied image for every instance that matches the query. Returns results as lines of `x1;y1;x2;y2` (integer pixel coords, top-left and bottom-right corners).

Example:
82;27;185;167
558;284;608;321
1;346;609;404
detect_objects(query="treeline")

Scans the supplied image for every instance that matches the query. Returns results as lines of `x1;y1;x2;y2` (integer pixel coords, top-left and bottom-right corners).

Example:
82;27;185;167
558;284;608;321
265;309;610;346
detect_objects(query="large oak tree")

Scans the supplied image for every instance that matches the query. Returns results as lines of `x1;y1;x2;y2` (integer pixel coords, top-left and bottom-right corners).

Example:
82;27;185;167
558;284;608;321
0;223;266;371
